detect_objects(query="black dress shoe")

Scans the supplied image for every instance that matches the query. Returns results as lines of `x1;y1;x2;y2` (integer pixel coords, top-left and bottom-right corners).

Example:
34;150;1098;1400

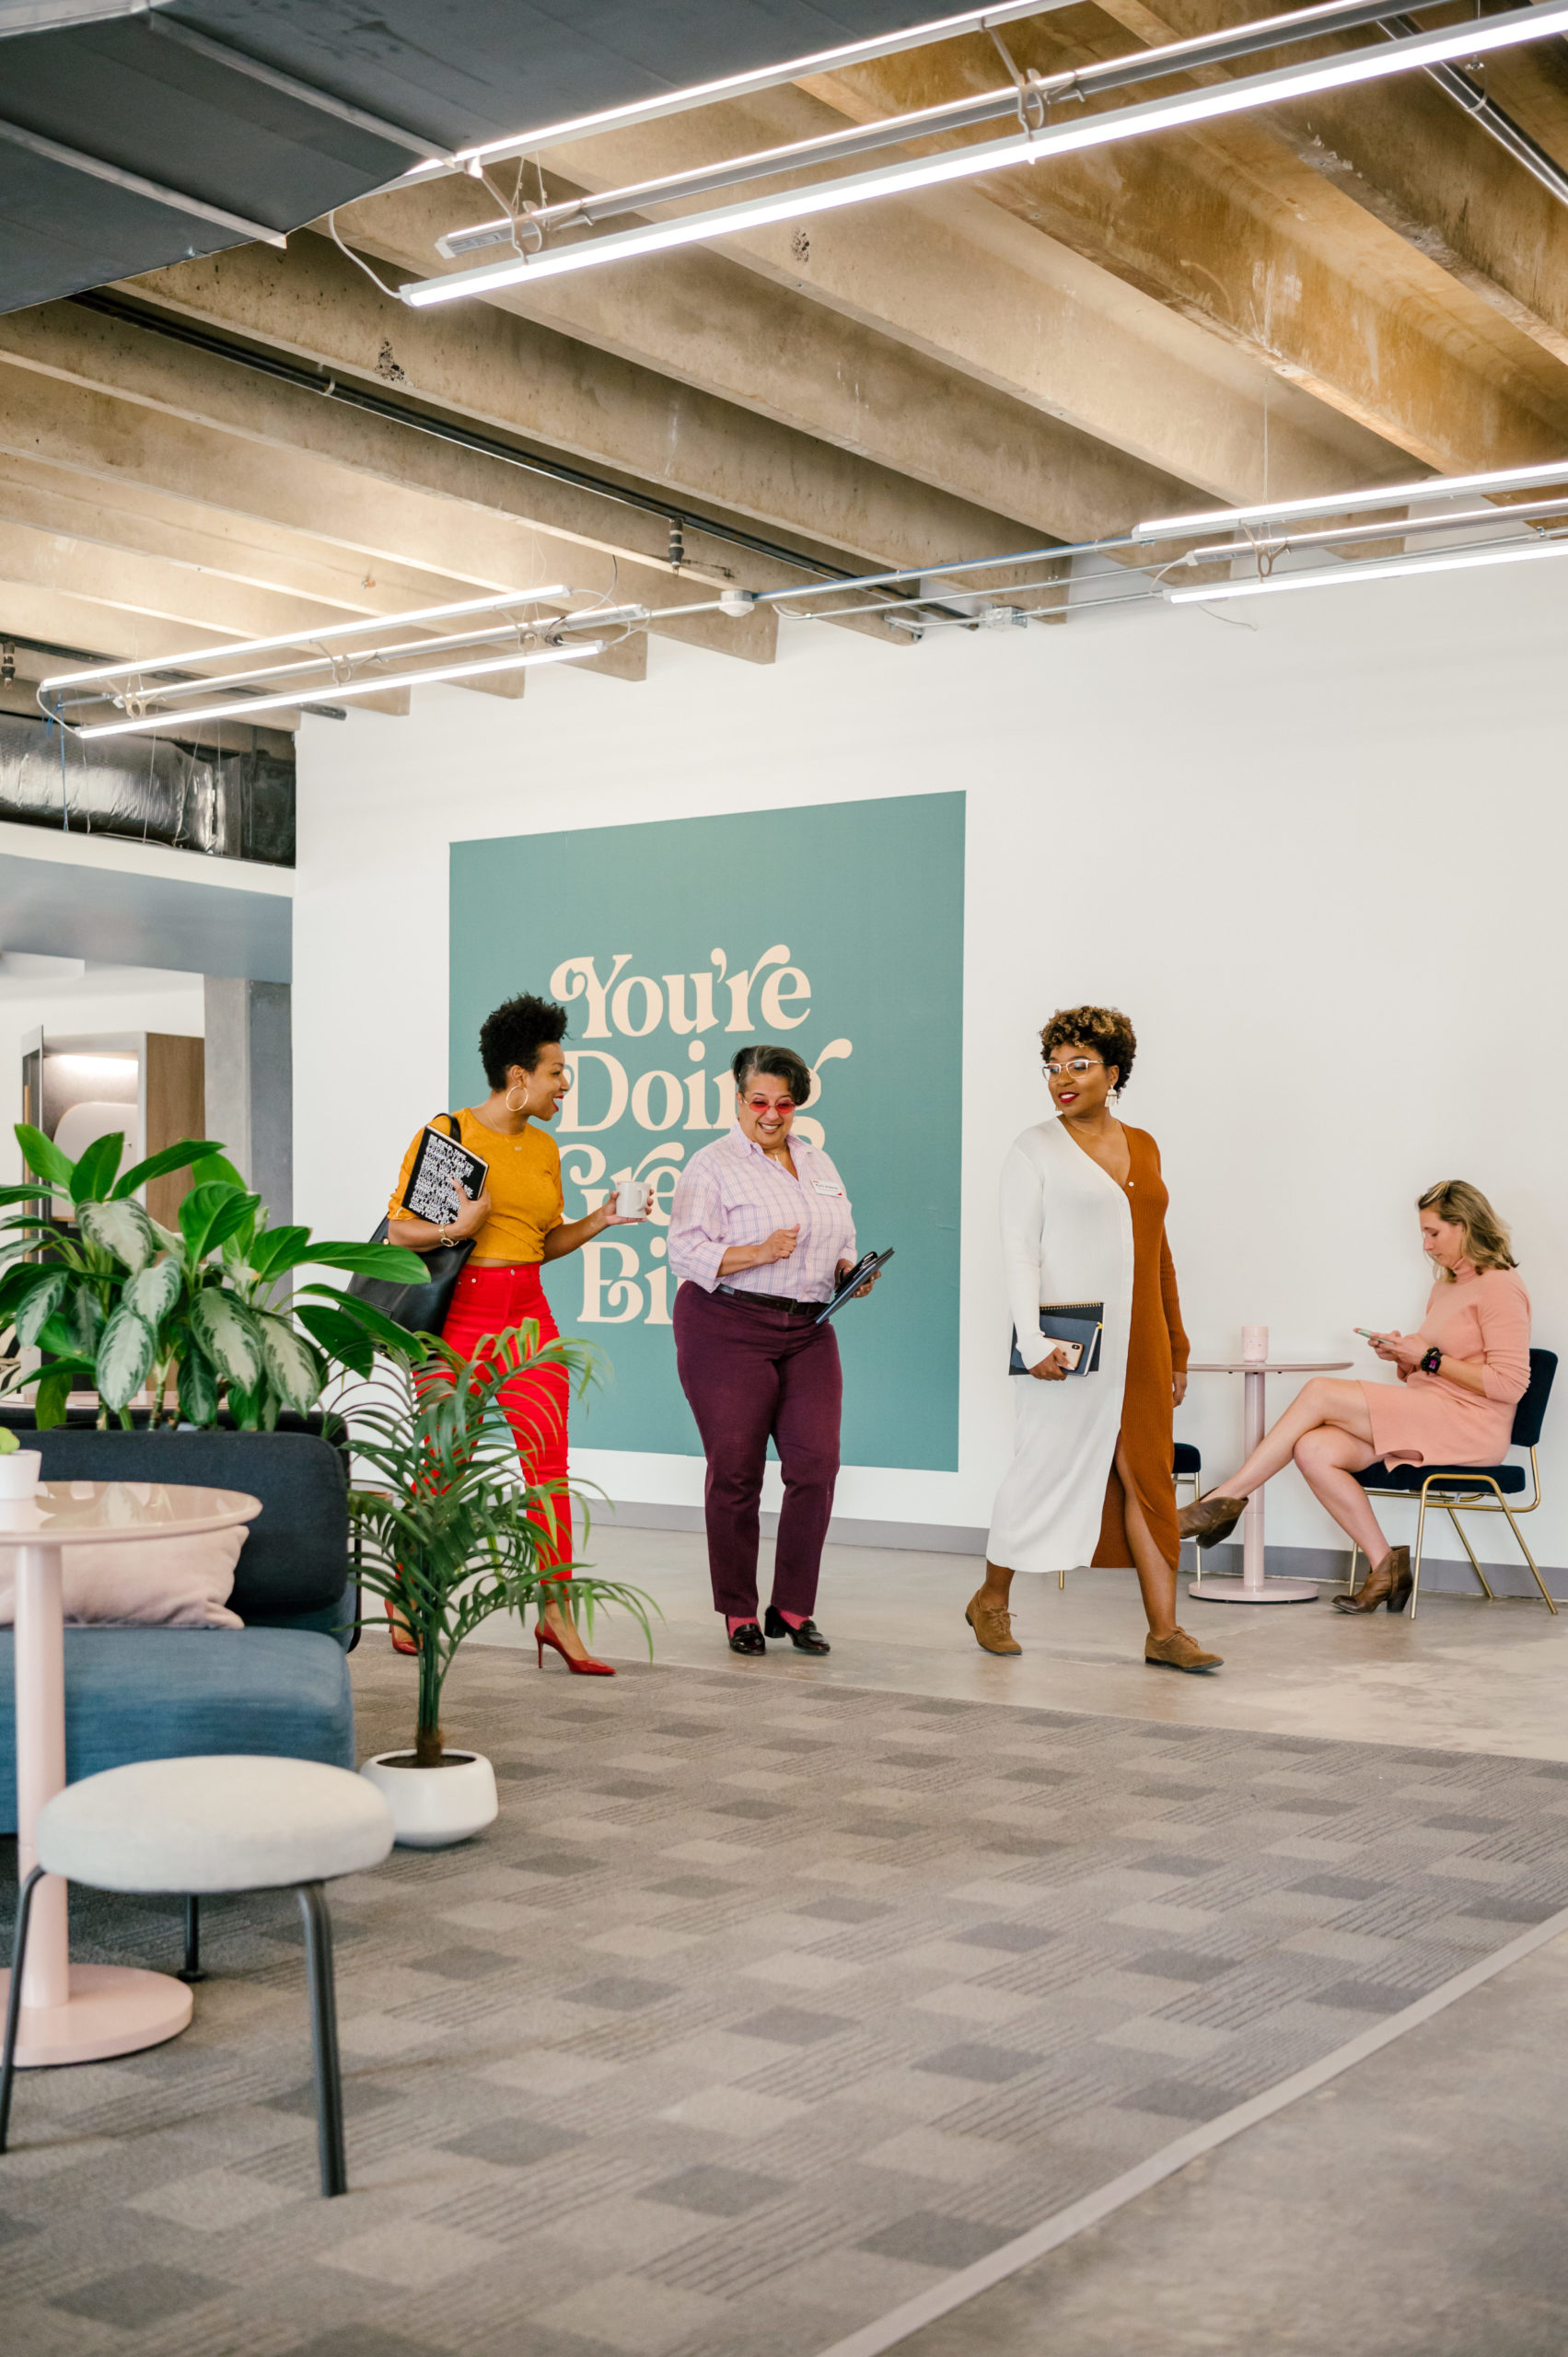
727;1620;767;1655
764;1607;830;1655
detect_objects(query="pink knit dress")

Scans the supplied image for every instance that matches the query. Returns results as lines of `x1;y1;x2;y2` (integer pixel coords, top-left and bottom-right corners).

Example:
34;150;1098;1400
1364;1269;1531;1469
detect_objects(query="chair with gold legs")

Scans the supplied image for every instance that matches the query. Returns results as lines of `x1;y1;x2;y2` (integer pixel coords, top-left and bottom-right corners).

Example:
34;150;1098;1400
1343;1348;1557;1621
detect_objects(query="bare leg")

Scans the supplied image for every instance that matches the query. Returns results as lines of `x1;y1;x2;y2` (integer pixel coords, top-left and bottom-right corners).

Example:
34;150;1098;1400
1214;1378;1376;1501
1117;1435;1178;1640
1293;1428;1389;1561
977;1560;1016;1609
541;1588;601;1663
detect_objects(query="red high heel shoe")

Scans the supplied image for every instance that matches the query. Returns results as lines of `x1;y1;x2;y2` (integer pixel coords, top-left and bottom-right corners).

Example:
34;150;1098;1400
385;1598;418;1656
535;1617;616;1677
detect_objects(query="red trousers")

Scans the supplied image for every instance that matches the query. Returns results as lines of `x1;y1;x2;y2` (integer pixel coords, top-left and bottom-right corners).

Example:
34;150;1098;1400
672;1280;842;1620
438;1260;572;1575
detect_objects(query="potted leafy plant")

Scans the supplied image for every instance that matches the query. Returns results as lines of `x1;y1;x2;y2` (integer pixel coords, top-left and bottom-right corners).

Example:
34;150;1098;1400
0;1123;420;1427
348;1326;656;1847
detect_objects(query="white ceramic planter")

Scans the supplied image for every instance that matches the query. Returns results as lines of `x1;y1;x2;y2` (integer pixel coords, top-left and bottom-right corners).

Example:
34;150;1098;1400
0;1451;41;1501
359;1749;498;1848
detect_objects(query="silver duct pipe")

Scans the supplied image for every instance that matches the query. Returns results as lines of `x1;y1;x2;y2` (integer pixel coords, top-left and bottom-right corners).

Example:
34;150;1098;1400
0;709;294;865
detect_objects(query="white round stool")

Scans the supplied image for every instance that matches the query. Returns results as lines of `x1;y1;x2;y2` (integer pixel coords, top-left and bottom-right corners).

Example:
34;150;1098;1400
1;1757;394;2196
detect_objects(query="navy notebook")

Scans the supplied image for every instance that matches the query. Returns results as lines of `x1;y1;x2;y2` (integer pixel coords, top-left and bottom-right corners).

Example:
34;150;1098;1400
1008;1302;1104;1376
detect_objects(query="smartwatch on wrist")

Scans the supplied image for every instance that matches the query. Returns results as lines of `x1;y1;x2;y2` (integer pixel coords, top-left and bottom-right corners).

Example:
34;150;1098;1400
1420;1346;1443;1376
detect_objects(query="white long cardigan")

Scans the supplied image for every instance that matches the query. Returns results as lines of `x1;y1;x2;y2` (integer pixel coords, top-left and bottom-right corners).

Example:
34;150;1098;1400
985;1117;1135;1575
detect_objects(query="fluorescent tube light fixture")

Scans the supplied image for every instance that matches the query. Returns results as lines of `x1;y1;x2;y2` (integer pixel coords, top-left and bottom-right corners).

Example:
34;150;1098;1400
38;586;571;692
72;640;605;739
1166;536;1568;605
401;0;1568;307
1139;459;1568;540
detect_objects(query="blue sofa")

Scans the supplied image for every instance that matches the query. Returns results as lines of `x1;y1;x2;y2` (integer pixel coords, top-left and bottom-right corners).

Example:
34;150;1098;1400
0;1427;357;1829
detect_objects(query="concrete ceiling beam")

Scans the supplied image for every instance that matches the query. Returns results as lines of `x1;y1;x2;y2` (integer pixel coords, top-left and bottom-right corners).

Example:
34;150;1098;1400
283;199;1201;544
391;98;1406;508
777;21;1568;471
0;297;889;651
1087;0;1568;373
0;324;783;668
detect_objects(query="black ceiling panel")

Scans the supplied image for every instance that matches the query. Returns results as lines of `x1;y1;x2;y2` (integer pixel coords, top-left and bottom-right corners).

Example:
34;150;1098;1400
0;0;944;313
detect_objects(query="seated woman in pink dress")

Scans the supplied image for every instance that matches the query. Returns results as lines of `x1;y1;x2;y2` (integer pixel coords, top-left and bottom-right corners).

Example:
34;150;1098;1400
1179;1182;1529;1615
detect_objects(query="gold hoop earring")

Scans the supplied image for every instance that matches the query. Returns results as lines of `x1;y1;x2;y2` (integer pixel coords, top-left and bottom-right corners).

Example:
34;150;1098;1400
505;1084;527;1113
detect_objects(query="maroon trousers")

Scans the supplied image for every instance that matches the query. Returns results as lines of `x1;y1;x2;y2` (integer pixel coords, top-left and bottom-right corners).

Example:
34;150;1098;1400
672;1281;842;1620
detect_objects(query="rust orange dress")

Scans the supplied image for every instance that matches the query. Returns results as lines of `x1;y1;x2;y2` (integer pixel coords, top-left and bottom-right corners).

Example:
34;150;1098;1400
1094;1126;1188;1571
988;1117;1189;1575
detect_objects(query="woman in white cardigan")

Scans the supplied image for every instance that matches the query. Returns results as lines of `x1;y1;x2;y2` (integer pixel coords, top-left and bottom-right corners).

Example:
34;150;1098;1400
971;1006;1221;1675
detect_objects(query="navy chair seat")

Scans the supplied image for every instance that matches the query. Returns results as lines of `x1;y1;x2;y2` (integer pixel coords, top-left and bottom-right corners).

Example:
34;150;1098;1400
1355;1460;1527;1497
1173;1442;1202;1477
0;1628;354;1831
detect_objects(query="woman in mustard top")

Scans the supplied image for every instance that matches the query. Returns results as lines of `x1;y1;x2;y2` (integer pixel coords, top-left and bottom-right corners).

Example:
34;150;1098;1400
389;993;644;1673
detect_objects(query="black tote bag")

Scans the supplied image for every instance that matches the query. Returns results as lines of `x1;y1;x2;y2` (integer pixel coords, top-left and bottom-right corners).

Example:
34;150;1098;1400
346;1114;475;1337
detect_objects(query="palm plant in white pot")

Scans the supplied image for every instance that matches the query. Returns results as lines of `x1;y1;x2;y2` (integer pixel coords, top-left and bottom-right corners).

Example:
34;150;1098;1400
347;1325;656;1846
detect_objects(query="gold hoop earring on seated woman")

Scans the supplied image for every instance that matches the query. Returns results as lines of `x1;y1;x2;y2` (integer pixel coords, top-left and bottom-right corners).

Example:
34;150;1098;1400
505;1084;527;1113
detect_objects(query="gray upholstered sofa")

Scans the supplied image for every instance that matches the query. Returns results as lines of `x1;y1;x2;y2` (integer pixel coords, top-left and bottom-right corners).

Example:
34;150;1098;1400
0;1426;357;1829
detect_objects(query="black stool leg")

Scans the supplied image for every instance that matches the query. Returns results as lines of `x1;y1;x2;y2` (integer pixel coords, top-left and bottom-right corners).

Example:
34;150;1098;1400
178;1896;205;1984
0;1865;46;2154
296;1882;346;2197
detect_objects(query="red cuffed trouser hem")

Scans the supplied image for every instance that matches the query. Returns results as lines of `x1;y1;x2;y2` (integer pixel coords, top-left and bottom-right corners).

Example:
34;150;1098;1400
436;1261;572;1575
672;1281;842;1620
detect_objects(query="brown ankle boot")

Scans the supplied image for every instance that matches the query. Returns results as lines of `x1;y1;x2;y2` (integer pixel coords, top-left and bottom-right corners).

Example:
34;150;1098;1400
1145;1626;1224;1674
1333;1546;1410;1615
1176;1493;1247;1549
965;1589;1022;1656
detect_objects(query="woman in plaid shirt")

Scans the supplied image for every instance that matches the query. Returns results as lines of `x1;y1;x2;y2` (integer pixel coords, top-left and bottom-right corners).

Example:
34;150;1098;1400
668;1043;876;1657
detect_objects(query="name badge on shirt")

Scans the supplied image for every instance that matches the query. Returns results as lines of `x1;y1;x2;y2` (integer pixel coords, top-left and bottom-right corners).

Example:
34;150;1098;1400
813;1181;844;1197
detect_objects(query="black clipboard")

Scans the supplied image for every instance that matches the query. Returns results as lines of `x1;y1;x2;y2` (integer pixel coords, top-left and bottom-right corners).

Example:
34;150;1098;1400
815;1248;894;1326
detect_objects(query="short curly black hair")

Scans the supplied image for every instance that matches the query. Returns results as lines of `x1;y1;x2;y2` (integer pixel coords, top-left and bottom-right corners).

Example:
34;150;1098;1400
1040;1004;1136;1096
479;993;569;1088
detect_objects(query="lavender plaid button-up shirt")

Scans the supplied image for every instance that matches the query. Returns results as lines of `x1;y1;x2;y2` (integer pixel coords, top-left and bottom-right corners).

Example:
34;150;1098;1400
668;1125;857;1304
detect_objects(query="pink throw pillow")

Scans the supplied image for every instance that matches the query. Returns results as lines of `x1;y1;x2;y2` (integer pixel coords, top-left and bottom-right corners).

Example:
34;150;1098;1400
0;1527;249;1629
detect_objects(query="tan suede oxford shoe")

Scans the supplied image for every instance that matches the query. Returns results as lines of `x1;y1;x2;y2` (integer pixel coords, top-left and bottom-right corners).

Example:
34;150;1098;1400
1144;1626;1224;1674
965;1591;1022;1656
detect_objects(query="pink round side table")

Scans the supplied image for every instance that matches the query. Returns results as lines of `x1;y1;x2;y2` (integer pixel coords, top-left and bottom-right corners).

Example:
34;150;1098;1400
0;1480;260;2066
1184;1361;1352;1604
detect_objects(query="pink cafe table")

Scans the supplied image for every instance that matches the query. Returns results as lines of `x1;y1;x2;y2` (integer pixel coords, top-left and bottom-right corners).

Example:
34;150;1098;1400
0;1480;260;2066
1184;1359;1352;1605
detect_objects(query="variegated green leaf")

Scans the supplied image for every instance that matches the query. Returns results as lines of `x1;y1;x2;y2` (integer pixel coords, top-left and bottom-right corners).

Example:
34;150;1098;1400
254;1310;323;1412
14;1269;70;1345
78;1196;159;1273
188;1288;263;1388
56;1284;104;1360
95;1304;157;1411
124;1259;181;1330
176;1345;220;1428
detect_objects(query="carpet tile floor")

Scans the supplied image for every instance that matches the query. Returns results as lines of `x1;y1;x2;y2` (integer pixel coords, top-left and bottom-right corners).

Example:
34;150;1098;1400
4;1643;1568;2356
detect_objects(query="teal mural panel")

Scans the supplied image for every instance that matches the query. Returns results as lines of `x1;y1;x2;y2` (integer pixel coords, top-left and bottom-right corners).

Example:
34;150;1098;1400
448;793;964;1469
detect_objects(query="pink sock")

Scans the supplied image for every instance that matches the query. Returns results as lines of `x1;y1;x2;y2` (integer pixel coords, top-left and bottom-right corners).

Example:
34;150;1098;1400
777;1608;807;1629
726;1615;757;1636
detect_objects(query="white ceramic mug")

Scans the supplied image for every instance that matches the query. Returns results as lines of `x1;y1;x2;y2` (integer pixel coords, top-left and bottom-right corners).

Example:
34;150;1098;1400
1241;1325;1269;1364
0;1450;42;1501
614;1179;650;1218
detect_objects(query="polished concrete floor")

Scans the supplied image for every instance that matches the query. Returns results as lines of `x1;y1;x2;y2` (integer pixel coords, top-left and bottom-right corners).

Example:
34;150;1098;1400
471;1530;1568;2352
478;1525;1568;1763
895;1930;1568;2357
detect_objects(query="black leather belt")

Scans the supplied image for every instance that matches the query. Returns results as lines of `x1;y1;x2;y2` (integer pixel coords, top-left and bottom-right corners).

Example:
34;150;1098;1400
716;1285;822;1318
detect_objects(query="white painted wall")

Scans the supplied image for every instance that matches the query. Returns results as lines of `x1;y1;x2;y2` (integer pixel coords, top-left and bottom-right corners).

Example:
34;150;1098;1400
295;557;1568;1571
